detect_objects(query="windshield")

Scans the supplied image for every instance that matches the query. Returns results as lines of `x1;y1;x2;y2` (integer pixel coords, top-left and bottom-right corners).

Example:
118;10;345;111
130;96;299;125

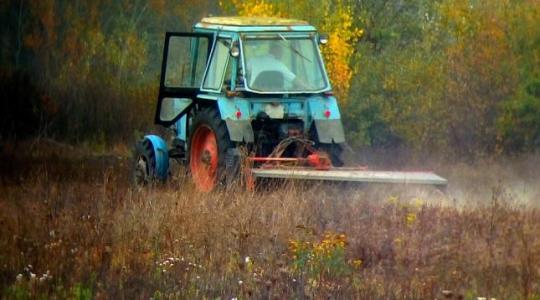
242;35;328;93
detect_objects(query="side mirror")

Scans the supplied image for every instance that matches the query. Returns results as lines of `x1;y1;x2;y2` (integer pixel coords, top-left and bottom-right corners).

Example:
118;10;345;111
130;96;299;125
319;33;329;45
159;97;192;122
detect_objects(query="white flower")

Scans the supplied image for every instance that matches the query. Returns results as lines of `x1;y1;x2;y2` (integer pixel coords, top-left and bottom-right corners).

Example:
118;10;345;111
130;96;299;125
244;256;250;263
238;280;243;285
16;274;23;281
30;273;36;280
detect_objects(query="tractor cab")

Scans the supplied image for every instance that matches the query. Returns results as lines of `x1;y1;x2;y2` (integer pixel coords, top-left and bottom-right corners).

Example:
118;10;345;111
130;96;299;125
154;17;343;142
134;17;447;191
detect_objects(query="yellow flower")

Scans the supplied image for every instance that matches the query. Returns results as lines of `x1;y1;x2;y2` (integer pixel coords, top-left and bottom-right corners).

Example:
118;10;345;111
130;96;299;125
387;195;399;205
406;212;417;225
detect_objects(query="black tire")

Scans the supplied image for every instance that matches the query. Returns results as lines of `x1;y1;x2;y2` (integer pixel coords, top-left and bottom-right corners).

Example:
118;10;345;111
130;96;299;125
133;139;157;186
188;106;234;191
318;142;345;167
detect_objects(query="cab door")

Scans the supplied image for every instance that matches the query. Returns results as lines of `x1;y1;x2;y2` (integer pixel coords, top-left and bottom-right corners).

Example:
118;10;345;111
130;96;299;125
155;32;213;126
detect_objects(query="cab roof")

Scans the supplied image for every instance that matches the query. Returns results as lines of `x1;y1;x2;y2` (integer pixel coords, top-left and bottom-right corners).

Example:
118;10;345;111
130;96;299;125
194;16;317;32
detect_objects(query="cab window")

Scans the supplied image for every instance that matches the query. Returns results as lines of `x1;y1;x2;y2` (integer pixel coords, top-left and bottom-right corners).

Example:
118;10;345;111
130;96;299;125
203;39;230;90
164;36;209;88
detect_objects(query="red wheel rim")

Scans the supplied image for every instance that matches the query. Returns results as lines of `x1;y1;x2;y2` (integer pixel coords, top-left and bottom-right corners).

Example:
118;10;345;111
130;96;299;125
190;125;219;192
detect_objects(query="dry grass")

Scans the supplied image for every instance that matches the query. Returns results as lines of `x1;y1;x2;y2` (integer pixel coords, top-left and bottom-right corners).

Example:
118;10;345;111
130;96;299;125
1;145;540;299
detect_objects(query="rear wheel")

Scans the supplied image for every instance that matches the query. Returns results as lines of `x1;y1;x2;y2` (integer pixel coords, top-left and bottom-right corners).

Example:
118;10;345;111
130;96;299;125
188;107;232;192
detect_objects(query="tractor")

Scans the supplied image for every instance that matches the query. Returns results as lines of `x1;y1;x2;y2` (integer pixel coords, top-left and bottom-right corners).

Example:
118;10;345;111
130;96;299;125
134;16;447;191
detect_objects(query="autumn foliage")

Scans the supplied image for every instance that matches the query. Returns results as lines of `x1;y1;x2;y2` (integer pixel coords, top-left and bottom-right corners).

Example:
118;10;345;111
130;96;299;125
0;0;539;155
224;0;362;103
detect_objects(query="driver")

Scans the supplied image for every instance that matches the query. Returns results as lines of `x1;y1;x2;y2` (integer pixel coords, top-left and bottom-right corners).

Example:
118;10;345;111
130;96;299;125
247;43;296;88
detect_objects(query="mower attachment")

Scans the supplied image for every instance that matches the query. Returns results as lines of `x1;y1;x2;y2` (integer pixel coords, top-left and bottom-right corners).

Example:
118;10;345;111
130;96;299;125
250;168;448;186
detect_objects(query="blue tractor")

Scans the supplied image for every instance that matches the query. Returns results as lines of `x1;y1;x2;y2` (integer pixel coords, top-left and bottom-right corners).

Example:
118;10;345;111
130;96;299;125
134;17;447;191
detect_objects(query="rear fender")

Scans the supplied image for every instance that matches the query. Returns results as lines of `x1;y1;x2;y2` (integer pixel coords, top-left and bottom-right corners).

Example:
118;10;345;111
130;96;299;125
144;135;169;180
307;96;345;143
217;97;254;142
211;95;345;143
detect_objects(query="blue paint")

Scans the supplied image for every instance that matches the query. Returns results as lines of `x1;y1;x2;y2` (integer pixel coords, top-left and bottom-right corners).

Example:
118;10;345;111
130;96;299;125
217;97;251;120
144;135;169;180
175;114;188;141
288;102;304;117
307;96;341;120
214;95;341;123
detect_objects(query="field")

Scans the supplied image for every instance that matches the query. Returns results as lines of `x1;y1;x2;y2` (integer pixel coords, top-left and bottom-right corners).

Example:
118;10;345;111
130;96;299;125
1;140;540;299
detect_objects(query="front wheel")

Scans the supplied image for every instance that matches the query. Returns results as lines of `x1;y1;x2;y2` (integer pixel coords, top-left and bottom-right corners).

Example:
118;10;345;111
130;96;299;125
133;139;157;186
188;107;232;192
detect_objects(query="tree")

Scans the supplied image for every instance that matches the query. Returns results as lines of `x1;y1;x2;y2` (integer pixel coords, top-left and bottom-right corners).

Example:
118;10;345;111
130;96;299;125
223;0;362;103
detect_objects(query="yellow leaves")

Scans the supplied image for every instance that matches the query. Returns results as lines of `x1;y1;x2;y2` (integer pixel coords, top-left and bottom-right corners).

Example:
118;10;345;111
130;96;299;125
288;239;311;258
386;196;422;227
289;232;351;264
317;233;347;255
351;259;362;269
149;0;166;15
229;0;281;17
320;3;363;103
288;231;361;284
412;198;425;208
224;0;363;104
438;0;523;153
406;212;417;226
289;232;347;259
